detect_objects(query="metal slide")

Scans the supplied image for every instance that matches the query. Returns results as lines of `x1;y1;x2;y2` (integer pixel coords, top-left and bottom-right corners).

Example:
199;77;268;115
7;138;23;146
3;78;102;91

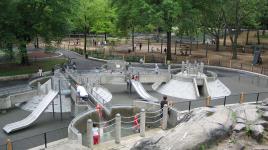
131;80;159;102
3;90;58;133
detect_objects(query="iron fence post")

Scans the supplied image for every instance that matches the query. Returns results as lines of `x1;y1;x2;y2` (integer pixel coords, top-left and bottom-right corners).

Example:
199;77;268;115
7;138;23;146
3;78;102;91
44;133;47;148
224;96;227;106
188;101;191;112
256;93;260;103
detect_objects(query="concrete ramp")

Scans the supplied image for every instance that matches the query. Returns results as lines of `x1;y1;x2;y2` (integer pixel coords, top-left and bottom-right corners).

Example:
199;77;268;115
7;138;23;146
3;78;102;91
157;79;197;100
206;79;231;99
3;90;58;133
131;80;159;103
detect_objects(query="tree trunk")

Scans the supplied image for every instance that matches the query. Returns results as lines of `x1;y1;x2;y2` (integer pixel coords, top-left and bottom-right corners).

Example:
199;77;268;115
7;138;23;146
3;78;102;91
84;32;87;58
190;36;192;55
203;32;206;45
232;31;238;59
104;33;107;42
167;31;172;60
246;29;250;45
148;38;150;52
132;27;135;52
19;43;29;65
175;41;177;55
223;27;227;46
36;36;39;48
161;39;163;53
257;30;260;45
7;43;13;60
215;36;220;51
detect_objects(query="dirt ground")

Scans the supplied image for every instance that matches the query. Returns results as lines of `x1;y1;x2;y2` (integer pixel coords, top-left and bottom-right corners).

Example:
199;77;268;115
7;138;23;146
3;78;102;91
28;50;59;59
58;31;268;73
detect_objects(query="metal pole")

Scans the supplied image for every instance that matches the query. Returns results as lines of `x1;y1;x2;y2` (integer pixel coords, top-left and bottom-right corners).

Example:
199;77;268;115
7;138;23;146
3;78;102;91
44;133;47;148
224;96;227;106
59;80;62;121
256;93;260;103
188;101;191;112
52;100;55;119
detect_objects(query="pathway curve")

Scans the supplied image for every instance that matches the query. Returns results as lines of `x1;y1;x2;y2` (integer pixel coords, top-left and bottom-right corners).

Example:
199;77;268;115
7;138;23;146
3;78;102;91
59;50;104;71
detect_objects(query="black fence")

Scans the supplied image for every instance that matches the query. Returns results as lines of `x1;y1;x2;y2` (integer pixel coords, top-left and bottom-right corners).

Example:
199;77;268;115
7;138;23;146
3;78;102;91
172;92;268;112
0;126;68;150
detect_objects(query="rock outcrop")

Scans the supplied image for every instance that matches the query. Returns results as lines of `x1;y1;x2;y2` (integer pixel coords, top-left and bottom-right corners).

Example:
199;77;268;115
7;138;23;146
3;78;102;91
131;106;233;150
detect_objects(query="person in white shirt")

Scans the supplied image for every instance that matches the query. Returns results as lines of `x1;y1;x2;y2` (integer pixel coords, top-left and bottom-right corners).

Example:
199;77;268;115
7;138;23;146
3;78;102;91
76;84;88;101
154;64;159;74
92;123;100;144
38;67;43;77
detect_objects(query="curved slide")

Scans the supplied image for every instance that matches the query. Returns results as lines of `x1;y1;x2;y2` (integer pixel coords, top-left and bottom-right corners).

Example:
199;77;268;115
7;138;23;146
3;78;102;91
131;80;159;103
3;90;58;133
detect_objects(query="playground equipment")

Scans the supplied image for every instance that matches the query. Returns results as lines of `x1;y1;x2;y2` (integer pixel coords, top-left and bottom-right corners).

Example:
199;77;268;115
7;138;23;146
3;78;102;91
3;90;58;133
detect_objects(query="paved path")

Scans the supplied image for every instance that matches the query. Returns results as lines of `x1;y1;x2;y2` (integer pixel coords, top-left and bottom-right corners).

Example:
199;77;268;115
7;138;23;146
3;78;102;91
31;128;165;150
59;50;104;71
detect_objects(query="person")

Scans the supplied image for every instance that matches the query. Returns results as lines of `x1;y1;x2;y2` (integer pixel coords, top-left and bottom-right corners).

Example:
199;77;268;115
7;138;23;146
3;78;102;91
151;46;154;52
154;64;159;74
134;43;137;51
160;95;168;118
76;84;88;101
164;48;167;53
51;67;55;76
92;123;100;145
133;115;140;133
139;58;144;64
38;67;43;77
139;43;142;50
72;62;77;70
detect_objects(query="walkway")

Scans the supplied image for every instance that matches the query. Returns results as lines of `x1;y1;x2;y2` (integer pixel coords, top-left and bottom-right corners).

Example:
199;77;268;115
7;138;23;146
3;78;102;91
31;128;165;150
59;50;104;71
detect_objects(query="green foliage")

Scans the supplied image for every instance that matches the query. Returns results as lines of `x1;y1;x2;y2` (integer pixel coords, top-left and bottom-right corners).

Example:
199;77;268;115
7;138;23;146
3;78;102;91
231;111;237;122
0;59;67;76
0;0;77;64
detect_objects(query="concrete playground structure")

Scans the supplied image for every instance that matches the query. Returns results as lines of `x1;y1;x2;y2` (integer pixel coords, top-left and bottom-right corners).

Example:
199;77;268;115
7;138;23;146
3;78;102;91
1;58;268;149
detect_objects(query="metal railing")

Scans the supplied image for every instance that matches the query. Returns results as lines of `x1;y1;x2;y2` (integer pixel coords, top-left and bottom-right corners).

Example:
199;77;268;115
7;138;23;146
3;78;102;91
172;91;268;112
0;126;68;150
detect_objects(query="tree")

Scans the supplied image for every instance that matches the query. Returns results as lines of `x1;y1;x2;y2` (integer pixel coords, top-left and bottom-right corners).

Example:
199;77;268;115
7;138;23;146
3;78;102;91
198;0;225;51
222;0;260;59
75;0;96;57
150;0;182;60
0;0;77;64
91;0;117;41
113;0;152;52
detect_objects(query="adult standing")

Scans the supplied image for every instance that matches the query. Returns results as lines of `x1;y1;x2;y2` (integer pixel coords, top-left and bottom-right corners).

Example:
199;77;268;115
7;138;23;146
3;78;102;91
139;43;142;50
38;67;43;77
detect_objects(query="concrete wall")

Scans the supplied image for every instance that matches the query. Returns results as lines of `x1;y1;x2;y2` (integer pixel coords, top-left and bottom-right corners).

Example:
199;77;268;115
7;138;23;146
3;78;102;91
139;74;171;83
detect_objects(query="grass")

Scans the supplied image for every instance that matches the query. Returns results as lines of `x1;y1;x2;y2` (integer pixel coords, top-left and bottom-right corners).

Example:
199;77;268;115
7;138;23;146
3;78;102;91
0;58;67;77
260;34;268;39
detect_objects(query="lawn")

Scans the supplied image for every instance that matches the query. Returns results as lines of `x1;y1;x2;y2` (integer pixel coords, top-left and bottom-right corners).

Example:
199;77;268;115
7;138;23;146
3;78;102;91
0;58;67;76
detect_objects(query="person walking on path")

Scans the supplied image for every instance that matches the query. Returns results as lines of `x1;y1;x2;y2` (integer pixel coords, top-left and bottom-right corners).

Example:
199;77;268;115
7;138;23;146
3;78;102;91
154;64;159;74
38;67;43;77
139;43;142;50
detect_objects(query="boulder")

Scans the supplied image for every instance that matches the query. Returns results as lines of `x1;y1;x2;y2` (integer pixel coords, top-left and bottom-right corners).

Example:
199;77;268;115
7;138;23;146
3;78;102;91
257;106;268;111
236;118;245;124
132;106;233;150
261;98;268;106
233;123;246;132
262;112;268;121
250;125;264;141
234;105;258;122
